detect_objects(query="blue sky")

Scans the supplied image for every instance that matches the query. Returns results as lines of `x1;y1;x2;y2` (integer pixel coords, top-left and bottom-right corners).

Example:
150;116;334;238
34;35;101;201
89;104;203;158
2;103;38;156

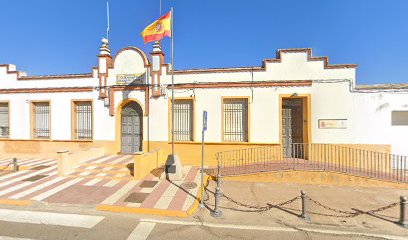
0;0;407;84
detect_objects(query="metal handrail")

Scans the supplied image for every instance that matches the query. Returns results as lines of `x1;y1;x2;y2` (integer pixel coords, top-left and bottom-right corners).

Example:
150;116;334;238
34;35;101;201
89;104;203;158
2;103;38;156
215;143;408;183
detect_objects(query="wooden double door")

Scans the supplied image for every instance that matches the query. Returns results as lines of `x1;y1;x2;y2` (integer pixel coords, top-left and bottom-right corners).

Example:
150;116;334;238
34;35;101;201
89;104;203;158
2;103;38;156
121;102;143;154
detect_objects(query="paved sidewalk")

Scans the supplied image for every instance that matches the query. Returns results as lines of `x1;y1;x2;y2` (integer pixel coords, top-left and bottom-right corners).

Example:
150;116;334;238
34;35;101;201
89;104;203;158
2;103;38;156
199;179;408;237
0;156;202;216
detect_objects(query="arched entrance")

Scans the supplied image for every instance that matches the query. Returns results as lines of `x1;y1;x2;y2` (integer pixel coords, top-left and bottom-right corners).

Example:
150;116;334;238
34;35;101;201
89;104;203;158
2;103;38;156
121;101;143;153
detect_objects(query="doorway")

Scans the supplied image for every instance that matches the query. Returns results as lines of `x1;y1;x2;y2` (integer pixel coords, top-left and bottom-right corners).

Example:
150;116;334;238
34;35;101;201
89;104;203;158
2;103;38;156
282;97;307;158
121;101;143;154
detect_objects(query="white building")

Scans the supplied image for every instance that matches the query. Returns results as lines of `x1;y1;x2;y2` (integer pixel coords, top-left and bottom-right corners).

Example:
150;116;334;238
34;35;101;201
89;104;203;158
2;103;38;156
0;40;407;166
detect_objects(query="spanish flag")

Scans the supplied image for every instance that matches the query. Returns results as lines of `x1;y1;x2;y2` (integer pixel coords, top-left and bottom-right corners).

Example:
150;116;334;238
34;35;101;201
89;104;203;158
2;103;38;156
141;11;172;44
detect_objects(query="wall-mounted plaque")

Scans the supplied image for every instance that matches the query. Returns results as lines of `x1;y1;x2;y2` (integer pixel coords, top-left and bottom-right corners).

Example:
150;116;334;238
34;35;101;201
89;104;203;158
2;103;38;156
318;119;347;129
116;73;144;85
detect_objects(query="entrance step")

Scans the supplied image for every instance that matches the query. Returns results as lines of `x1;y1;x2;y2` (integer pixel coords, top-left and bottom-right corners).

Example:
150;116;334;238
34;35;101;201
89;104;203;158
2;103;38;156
79;162;131;169
65;174;134;181
67;155;134;181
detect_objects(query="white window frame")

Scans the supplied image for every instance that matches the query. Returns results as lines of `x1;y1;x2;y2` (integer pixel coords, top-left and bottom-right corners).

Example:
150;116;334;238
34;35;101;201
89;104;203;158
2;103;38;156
172;98;194;142
0;102;9;138
72;100;93;140
31;101;51;139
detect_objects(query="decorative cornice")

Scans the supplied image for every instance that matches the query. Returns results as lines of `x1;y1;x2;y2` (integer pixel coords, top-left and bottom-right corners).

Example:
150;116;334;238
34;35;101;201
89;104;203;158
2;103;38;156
167;80;313;89
19;73;93;80
264;48;358;69
356;83;408;90
165;48;357;75
0;64;93;80
0;87;94;94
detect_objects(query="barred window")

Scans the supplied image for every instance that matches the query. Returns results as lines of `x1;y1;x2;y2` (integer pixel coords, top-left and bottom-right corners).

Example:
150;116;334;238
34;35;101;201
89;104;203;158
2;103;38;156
223;98;248;142
173;99;193;141
73;101;92;139
33;102;50;139
0;103;9;138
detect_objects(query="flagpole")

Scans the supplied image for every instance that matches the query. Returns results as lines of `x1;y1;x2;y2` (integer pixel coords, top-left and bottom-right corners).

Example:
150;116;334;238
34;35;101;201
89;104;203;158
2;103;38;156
106;0;110;41
160;0;162;16
171;7;175;157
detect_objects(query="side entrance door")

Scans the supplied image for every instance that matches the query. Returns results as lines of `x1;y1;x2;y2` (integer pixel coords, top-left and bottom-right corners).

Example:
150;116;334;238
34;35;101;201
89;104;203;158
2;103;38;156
121;102;142;154
282;108;293;157
282;98;304;158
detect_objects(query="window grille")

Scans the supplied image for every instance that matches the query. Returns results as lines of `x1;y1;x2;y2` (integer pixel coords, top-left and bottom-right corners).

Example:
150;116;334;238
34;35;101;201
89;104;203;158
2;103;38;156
223;98;248;142
173;99;193;141
0;103;9;137
74;101;92;139
33;102;50;139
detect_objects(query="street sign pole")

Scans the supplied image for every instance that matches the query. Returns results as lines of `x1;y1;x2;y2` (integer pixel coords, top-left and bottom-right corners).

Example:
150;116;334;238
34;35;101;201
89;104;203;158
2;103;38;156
199;111;207;208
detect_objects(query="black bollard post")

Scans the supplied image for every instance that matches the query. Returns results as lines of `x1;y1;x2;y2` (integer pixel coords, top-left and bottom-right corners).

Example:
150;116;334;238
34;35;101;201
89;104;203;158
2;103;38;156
13;158;19;172
399;196;407;228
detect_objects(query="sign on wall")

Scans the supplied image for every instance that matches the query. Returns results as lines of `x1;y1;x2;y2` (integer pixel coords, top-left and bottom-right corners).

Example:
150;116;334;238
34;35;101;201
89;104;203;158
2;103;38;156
318;119;347;129
116;73;144;85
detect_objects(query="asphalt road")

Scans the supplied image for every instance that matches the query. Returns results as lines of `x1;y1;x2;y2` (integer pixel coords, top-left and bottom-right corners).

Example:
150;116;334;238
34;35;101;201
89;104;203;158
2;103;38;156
0;203;405;240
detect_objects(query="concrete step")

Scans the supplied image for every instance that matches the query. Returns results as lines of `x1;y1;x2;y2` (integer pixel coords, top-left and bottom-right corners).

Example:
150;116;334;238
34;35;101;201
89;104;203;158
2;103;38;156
65;174;134;181
73;168;130;175
79;162;132;169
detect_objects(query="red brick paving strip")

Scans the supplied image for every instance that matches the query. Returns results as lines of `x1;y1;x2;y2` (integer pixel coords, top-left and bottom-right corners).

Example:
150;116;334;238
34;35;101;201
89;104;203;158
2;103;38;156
167;167;199;210
82;155;110;163
1;174;60;198
0;167;58;192
44;185;124;205
114;174;156;206
20;177;86;200
139;180;171;209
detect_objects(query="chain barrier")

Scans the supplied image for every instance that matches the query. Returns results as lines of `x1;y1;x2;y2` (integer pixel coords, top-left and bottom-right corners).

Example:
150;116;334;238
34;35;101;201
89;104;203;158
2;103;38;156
0;161;12;171
306;196;400;218
363;201;400;215
208;189;400;218
305;196;358;217
222;193;300;212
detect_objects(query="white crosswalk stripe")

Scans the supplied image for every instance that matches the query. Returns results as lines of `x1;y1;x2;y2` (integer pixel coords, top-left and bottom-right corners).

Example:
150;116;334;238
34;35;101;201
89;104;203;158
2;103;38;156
0;209;104;229
9;176;65;199
127;222;156;240
0;167;57;189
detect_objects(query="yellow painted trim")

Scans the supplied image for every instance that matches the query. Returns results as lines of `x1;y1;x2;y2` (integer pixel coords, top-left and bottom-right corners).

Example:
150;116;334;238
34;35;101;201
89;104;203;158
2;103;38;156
0;101;10;139
30;100;51;140
0;139;93;142
96;175;212;217
166;141;280;145
279;94;311;145
221;96;251;143
2;166;31;171
0;199;31;206
223;171;408;189
71;99;94;140
168;97;196;142
115;99;145;153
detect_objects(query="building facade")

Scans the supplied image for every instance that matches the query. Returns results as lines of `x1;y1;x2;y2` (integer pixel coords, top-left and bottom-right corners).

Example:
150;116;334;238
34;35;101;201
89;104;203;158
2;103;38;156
0;40;407;166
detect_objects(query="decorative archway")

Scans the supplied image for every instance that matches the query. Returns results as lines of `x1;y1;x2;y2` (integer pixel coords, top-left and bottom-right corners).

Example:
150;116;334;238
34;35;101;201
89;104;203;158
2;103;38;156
120;101;143;153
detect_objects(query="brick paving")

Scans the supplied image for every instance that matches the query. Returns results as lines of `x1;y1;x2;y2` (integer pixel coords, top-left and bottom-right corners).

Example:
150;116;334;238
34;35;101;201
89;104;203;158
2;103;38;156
0;155;201;214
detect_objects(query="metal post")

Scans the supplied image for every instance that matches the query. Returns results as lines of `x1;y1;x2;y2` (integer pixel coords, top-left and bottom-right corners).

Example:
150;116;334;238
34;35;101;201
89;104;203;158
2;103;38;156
199;128;205;208
170;7;175;157
300;190;310;221
211;161;223;218
13;158;18;172
399;196;407;228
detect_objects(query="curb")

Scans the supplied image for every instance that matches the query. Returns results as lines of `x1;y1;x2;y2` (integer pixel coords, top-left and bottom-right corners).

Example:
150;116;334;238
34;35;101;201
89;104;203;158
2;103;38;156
96;175;212;218
0;199;32;206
